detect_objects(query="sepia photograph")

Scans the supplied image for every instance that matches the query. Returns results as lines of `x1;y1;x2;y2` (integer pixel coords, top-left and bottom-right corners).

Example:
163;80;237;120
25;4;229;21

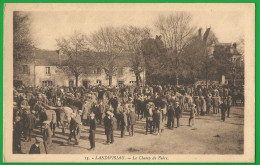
3;3;255;163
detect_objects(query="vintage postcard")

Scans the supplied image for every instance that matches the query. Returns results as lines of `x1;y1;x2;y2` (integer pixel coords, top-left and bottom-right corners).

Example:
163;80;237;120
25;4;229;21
3;3;255;163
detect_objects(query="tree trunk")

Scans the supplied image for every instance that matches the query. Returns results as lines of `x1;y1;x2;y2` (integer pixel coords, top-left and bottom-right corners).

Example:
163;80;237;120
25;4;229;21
75;74;79;87
109;76;112;86
136;73;141;87
176;74;179;86
205;69;208;89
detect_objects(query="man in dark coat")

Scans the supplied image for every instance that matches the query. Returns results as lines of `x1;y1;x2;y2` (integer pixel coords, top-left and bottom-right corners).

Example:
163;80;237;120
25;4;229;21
220;99;228;121
110;113;117;144
167;102;175;129
175;102;182;128
120;111;127;138
89;113;96;150
104;111;112;144
227;96;232;117
128;107;136;136
206;95;212;114
153;107;161;135
23;110;36;142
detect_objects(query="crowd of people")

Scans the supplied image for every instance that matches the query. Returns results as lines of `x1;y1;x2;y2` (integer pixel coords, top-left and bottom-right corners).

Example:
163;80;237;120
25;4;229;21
12;83;244;154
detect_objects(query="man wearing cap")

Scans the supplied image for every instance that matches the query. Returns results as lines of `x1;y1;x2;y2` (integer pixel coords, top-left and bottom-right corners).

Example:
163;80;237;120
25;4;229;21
29;137;43;154
189;104;196;126
127;105;136;136
42;120;52;154
89;113;96;150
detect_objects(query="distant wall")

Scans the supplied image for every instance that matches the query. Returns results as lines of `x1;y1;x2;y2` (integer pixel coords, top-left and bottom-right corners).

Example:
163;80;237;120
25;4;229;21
33;66;145;87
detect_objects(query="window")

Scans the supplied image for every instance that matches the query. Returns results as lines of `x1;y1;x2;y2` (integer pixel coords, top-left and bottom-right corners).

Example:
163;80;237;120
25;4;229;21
22;65;30;74
82;81;89;88
96;80;102;85
42;81;53;87
45;67;51;75
69;80;74;87
118;67;124;76
130;81;136;84
97;68;102;75
118;81;124;86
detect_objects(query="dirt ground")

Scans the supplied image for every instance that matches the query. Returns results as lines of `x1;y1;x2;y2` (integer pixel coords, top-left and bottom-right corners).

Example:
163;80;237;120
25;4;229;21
19;106;244;154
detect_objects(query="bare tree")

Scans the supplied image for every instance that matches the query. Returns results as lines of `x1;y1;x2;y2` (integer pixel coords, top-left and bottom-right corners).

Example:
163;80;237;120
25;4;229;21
56;31;90;87
13;11;35;80
118;26;151;86
88;27;122;86
154;12;195;85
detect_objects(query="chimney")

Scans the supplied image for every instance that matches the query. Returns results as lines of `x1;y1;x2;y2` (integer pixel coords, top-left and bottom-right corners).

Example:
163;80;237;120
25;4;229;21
233;43;237;49
198;28;202;38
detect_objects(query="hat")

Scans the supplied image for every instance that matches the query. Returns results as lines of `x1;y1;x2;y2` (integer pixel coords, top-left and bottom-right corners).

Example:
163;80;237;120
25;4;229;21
43;120;51;125
78;110;82;113
192;104;196;107
35;137;43;143
90;112;95;117
31;110;36;114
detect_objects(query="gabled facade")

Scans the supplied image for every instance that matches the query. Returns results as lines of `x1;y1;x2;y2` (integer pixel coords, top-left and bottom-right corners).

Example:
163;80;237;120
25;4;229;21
16;49;145;87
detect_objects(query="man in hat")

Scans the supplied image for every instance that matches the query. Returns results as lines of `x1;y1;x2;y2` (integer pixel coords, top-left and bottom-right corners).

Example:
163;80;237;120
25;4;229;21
220;99;228;121
212;95;219;114
206;95;212;114
42;120;52;154
189;104;196;126
120;110;127;138
29;137;43;154
104;111;112;144
167;101;175;130
128;105;136;136
227;95;232;118
175;102;182;128
89;113;96;150
153;106;161;135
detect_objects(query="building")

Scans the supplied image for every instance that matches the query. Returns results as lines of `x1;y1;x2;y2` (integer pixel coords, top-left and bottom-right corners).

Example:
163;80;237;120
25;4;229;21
16;49;145;87
213;43;244;85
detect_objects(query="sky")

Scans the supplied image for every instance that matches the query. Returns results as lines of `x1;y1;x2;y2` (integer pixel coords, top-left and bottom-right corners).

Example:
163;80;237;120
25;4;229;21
29;9;244;50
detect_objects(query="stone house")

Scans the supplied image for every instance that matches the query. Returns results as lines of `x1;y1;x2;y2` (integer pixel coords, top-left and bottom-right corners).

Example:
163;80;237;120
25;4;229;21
16;49;145;87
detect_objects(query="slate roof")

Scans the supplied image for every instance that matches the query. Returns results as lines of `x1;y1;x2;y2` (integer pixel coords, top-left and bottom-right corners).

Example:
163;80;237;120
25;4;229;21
34;49;132;67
